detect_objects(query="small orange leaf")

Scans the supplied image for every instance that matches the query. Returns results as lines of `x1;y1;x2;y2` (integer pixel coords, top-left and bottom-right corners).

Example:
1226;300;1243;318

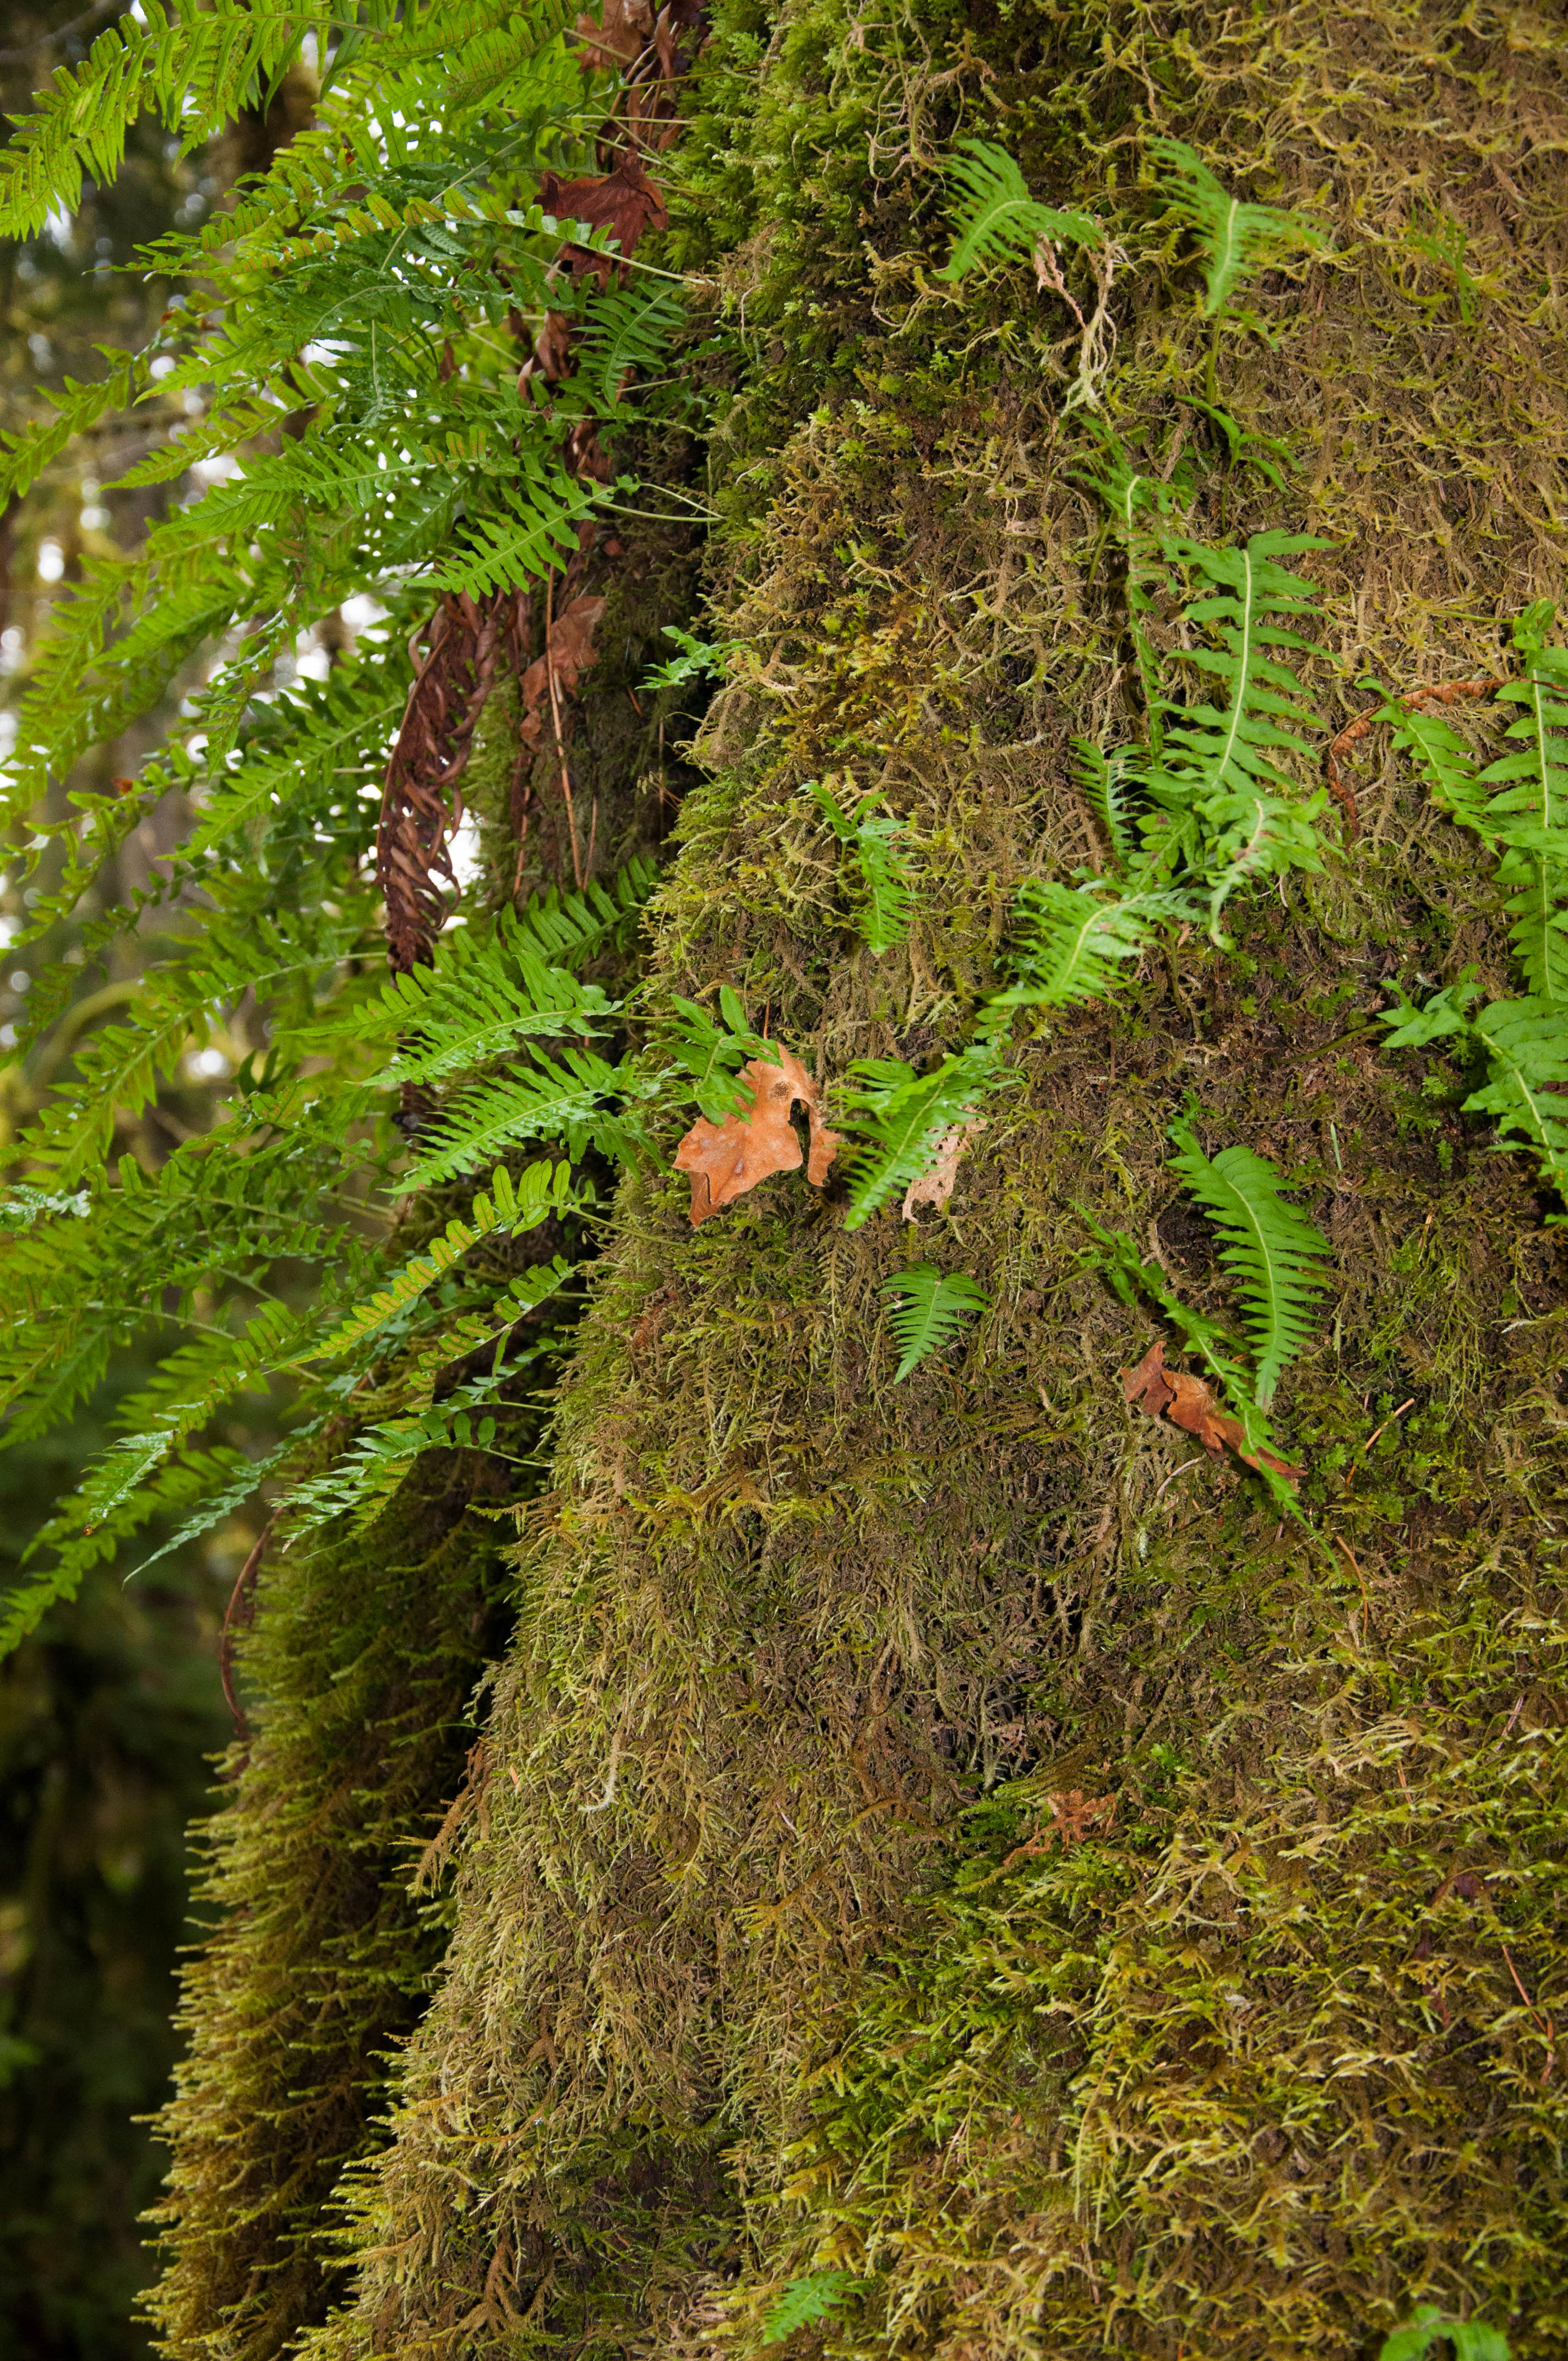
1121;1339;1301;1484
673;1047;841;1226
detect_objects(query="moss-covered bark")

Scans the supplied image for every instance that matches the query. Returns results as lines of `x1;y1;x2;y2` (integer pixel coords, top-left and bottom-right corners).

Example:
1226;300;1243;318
152;1;1568;2354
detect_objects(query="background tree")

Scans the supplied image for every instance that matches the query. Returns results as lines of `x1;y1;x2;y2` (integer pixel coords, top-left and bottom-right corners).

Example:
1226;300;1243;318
0;3;1565;2360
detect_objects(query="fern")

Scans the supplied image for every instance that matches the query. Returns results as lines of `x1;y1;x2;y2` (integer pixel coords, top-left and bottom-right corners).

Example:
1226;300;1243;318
400;1049;661;1191
809;779;915;956
1166;1118;1332;1407
298;1162;576;1366
0;0;704;1653
1072;738;1140;872
881;1263;988;1381
837;1046;1004;1229
1141;532;1331;935
1380;2309;1510;2361
1379;606;1568;1210
988;878;1185;1015
1084;1216;1305;1517
0;0;311;240
938;138;1100;281
1148;137;1324;317
662;987;779;1122
760;2273;864;2344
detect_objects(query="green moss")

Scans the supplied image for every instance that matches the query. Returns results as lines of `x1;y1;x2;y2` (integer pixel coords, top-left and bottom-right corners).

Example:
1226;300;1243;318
154;0;1568;2354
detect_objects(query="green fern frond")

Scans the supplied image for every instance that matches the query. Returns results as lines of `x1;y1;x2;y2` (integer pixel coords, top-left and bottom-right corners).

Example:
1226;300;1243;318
1167;1118;1332;1407
663;987;778;1121
938;138;1099;282
809;780;915;956
1466;998;1568;1207
572;284;689;412
0;349;145;507
1072;739;1140;873
760;2274;863;2345
1143;531;1330;932
881;1263;988;1382
400;1051;660;1190
0;0;311;240
988;877;1185;1014
1148;137;1324;316
839;1046;1004;1230
298;1162;576;1366
1084;1214;1308;1519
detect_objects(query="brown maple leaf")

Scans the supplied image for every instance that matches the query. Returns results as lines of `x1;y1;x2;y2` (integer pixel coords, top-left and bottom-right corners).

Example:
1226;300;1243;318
901;1118;985;1220
537;151;668;285
673;1047;842;1226
1121;1339;1301;1485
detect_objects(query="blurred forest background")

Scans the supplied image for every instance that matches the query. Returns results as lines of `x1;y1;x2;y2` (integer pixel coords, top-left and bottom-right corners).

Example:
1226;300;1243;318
0;6;295;2351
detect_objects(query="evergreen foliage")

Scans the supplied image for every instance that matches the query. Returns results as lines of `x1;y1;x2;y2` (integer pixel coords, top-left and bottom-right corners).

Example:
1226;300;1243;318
880;1262;988;1383
1146;135;1324;315
1379;603;1568;1212
760;2271;862;2343
1166;1118;1332;1407
808;777;914;956
839;1048;1003;1230
0;0;706;1656
4;16;1568;2357
937;138;1098;281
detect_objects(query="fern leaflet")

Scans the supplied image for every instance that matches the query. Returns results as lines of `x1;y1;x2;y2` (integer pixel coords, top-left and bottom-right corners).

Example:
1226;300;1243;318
809;779;914;956
1166;1118;1332;1407
938;138;1099;281
838;1047;1004;1230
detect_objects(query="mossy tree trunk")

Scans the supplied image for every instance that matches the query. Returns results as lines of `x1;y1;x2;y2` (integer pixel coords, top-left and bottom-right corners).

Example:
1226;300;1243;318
152;3;1568;2355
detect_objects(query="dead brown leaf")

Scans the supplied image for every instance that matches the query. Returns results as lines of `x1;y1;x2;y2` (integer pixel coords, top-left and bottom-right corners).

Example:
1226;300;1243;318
573;0;654;71
517;594;607;753
1121;1339;1301;1485
673;1047;842;1227
901;1118;985;1220
537;151;668;285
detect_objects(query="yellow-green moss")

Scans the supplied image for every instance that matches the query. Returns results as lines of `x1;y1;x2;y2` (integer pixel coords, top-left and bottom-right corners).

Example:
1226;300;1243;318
153;1;1568;2355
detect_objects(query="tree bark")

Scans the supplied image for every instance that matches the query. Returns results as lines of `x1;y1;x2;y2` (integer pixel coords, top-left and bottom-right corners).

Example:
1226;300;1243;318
152;2;1568;2355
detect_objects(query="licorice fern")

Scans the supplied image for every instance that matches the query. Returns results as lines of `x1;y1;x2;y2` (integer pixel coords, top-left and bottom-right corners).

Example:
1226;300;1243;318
1148;136;1324;317
881;1263;989;1382
809;779;914;957
838;1047;1005;1230
1379;603;1568;1212
0;0;703;1647
1166;1118;1332;1407
1084;1217;1306;1519
938;138;1099;282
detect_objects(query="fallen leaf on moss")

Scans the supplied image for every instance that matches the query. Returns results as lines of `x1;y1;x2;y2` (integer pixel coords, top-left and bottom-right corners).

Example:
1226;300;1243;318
901;1118;985;1220
1121;1339;1301;1484
673;1047;842;1226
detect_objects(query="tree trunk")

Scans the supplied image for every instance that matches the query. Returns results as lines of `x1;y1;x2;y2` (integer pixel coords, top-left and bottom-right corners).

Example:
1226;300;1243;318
151;2;1568;2354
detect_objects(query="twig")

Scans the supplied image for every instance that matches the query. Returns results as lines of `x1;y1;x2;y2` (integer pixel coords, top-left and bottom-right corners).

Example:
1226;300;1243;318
1501;1941;1556;2083
1324;677;1501;841
544;572;584;890
1344;1397;1415;1481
